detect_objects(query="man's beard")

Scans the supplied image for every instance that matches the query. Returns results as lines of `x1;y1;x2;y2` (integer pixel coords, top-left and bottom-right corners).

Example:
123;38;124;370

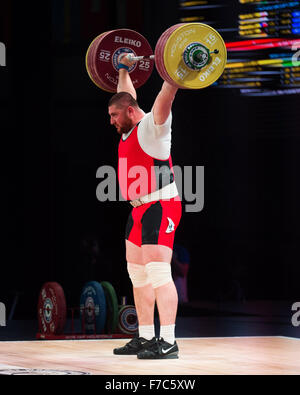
116;117;133;135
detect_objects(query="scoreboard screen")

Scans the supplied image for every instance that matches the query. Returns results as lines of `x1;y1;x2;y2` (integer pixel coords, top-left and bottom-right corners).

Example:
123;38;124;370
179;0;300;96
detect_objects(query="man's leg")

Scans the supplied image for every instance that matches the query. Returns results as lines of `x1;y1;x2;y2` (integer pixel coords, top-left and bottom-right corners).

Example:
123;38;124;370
113;240;156;355
133;244;179;359
142;244;178;344
126;240;156;338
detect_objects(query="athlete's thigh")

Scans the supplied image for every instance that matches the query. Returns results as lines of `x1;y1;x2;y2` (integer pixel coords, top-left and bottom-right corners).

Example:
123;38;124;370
142;244;173;264
126;239;144;265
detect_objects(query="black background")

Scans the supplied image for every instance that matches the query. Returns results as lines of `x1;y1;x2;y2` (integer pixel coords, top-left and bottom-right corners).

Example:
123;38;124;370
1;0;300;319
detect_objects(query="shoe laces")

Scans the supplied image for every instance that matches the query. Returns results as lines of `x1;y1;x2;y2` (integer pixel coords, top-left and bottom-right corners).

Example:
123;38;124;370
127;337;142;348
128;336;150;349
143;337;162;352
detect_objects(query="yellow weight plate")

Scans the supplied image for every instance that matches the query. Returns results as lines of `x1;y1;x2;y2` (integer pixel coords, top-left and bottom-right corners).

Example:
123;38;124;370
163;23;227;89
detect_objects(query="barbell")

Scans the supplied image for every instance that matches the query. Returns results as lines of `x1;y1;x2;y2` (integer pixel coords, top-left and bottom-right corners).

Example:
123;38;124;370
85;23;227;92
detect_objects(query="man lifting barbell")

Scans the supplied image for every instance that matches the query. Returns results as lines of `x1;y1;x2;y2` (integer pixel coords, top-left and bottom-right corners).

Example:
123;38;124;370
109;53;181;359
86;23;227;359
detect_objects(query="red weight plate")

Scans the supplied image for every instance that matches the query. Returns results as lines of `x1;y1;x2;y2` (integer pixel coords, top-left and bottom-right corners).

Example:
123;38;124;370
155;25;180;80
155;24;185;88
92;29;154;92
86;31;115;92
155;24;185;89
86;32;112;91
37;282;67;335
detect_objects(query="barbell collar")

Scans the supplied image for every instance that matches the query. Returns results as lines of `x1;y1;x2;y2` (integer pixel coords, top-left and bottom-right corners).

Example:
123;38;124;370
128;54;155;61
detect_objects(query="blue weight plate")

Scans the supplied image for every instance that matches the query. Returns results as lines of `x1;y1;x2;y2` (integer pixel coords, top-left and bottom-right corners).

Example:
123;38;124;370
79;281;107;334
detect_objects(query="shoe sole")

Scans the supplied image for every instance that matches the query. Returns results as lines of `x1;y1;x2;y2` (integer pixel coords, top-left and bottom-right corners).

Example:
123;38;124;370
113;350;139;355
137;351;179;360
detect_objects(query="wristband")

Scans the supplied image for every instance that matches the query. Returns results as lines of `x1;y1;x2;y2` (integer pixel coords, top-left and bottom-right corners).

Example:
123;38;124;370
117;63;129;71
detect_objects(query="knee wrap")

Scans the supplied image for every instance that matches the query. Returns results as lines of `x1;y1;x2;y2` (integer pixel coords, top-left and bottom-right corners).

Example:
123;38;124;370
127;262;149;288
145;261;173;289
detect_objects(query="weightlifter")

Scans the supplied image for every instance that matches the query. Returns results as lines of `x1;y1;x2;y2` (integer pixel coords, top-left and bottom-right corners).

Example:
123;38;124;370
110;54;181;359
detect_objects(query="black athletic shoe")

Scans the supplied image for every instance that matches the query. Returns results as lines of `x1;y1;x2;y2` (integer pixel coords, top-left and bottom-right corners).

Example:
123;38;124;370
137;337;179;359
113;336;156;355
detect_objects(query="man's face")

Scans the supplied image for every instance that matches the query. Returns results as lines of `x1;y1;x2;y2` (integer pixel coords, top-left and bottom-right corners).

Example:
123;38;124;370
108;104;133;135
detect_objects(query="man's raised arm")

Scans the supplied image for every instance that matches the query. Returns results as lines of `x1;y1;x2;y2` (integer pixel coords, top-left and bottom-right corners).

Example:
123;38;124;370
152;81;178;126
116;54;178;124
117;56;137;100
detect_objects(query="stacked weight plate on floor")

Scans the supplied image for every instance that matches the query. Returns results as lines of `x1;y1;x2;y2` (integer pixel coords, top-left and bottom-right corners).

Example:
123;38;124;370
37;280;136;337
79;281;107;334
118;304;138;335
86;29;154;92
101;281;119;334
79;280;138;336
37;282;67;335
155;23;227;89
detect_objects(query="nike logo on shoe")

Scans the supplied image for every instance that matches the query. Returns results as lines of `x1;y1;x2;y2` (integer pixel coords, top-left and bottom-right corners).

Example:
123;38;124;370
137;339;179;359
161;344;176;354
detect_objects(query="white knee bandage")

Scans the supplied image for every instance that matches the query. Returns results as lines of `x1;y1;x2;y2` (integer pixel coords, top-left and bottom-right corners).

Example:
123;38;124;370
127;263;149;288
145;261;173;289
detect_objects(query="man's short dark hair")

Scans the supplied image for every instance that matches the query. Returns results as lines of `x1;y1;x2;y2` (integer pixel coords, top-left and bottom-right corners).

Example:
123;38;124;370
108;92;139;109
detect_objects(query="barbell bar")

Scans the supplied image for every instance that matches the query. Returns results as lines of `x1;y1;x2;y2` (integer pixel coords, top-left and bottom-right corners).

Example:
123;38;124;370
128;49;219;62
